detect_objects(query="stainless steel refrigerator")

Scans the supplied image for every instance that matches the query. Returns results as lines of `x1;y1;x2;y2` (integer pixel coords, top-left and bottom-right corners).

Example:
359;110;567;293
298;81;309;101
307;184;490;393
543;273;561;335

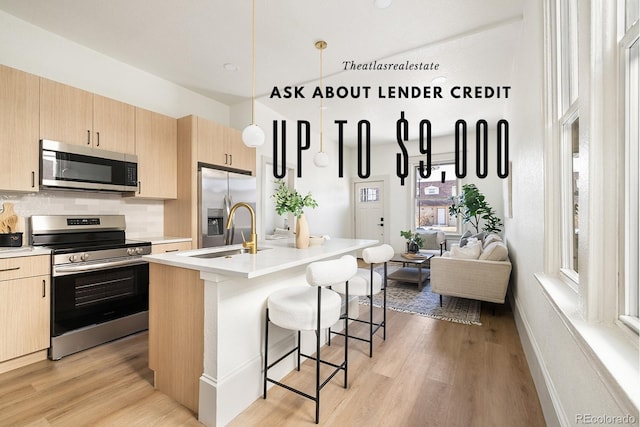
198;166;257;248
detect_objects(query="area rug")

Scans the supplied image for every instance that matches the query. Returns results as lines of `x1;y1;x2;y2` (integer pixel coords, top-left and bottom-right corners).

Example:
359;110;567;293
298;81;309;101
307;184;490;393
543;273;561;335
358;266;482;326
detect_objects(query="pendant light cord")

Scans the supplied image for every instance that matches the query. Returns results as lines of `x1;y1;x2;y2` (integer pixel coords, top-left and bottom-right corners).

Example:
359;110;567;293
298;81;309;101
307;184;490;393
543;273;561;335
316;40;327;153
320;44;323;152
251;0;256;124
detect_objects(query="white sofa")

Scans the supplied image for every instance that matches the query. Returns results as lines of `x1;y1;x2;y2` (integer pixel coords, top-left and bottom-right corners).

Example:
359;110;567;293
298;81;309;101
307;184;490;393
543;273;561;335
430;233;511;304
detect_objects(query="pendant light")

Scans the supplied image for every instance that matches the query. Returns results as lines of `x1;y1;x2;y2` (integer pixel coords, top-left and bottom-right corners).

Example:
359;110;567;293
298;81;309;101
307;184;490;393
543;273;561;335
313;40;329;168
242;0;265;147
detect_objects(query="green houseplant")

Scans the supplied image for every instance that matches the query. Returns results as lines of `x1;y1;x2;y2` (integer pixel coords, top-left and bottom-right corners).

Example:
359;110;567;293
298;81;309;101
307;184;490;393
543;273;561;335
400;230;423;253
448;183;503;233
271;180;318;248
271;180;318;218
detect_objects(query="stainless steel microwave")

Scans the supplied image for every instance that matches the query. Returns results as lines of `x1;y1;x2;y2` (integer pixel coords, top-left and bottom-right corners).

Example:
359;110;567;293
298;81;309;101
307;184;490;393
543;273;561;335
40;139;138;192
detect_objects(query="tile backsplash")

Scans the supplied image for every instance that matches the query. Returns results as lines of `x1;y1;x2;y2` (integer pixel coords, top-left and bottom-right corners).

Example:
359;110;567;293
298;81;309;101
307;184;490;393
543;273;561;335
0;190;163;239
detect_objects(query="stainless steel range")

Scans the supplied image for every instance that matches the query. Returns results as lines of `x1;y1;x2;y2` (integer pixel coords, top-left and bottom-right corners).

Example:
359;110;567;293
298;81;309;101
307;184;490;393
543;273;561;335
30;215;151;360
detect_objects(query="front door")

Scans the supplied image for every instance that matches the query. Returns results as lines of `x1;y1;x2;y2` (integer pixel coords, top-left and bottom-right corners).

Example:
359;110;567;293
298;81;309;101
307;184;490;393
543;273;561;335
354;180;385;242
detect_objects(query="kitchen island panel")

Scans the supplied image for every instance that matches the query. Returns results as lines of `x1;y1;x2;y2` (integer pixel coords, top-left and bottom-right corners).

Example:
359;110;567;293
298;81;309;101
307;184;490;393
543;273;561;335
145;237;377;426
149;264;203;413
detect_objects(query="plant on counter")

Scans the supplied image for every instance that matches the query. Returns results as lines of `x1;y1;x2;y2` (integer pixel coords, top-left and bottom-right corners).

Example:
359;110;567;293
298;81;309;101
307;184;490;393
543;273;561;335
271;180;318;218
400;230;423;253
448;183;503;233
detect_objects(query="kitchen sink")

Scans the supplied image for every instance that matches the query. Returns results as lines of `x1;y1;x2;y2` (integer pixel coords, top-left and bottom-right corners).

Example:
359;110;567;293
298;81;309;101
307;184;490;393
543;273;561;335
189;247;270;259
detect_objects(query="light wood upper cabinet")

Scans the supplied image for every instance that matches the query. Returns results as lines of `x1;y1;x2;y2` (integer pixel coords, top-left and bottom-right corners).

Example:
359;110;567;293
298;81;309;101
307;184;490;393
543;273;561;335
197;117;227;167
92;94;135;154
40;78;135;154
228;127;256;175
0;255;50;365
196;116;255;174
0;65;40;192
134;108;177;199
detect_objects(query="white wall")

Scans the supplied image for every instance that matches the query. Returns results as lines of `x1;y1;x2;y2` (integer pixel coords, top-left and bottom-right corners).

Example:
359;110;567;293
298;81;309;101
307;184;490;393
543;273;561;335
231;100;354;240
0;10;232;237
504;1;636;425
0;10;229;123
367;131;506;253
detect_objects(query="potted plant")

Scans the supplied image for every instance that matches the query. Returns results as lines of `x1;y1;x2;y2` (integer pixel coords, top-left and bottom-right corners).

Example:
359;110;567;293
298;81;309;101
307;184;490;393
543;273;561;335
448;183;503;233
271;180;318;248
400;230;423;253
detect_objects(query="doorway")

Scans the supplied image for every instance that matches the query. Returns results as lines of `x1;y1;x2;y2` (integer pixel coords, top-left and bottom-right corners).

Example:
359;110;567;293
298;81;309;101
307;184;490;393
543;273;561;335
353;180;387;243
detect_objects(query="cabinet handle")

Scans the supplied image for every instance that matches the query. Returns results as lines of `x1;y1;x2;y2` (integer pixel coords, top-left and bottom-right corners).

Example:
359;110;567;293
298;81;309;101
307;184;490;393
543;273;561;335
96;131;100;146
224;153;228;164
87;130;91;145
165;249;179;253
0;267;20;273
229;154;232;165
138;181;141;194
42;279;46;298
31;171;35;188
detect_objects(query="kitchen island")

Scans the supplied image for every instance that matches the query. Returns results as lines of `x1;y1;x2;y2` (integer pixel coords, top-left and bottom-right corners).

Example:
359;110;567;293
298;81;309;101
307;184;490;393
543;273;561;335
144;237;377;426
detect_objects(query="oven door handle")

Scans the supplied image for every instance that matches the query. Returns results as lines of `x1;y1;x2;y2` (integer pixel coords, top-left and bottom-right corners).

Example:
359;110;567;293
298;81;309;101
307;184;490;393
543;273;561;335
53;258;148;276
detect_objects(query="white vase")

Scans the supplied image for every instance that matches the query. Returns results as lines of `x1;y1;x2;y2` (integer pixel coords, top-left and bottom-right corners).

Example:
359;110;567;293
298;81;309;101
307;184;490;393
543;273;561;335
295;214;310;249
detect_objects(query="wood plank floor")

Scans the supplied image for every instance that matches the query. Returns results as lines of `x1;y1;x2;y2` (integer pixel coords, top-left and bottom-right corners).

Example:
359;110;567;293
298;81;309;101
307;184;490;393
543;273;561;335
0;303;545;426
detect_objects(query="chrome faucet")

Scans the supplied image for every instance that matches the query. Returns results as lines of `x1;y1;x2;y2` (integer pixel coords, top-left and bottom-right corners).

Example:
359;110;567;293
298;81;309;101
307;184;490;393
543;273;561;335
226;202;257;254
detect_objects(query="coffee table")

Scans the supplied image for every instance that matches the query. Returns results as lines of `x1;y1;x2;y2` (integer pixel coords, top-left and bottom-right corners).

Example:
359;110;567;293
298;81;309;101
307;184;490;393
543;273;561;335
387;252;435;290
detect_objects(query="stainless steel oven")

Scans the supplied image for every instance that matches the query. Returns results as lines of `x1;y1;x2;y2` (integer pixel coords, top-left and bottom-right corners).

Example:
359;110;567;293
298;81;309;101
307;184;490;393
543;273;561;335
30;215;151;360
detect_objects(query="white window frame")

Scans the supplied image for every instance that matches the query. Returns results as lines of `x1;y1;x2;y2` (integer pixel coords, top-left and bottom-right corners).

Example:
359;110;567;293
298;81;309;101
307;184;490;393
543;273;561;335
411;155;461;235
619;19;639;333
559;104;580;286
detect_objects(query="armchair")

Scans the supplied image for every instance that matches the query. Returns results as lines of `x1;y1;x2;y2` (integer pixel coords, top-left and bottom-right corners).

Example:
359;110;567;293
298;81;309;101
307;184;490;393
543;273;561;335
415;228;447;256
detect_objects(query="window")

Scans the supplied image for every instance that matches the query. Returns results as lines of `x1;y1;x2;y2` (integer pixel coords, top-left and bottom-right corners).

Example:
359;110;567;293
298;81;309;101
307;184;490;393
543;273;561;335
620;7;639;331
413;162;458;233
556;0;581;280
359;187;380;203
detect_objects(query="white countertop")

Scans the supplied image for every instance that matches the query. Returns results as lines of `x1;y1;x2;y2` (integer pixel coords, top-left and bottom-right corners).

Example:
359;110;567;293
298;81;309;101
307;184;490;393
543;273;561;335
0;246;51;259
144;237;377;279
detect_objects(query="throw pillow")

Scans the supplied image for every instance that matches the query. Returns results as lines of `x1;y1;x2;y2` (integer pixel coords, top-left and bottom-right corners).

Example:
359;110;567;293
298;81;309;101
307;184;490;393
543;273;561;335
451;241;482;259
459;230;486;247
479;242;509;261
458;230;472;247
483;233;503;248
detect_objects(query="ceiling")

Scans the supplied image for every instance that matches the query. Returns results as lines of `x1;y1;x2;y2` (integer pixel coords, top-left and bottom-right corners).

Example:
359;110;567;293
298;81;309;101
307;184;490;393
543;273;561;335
0;0;523;145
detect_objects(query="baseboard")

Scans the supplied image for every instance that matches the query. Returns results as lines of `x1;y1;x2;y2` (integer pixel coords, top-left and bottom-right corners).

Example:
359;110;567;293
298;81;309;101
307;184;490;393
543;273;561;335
509;292;566;427
0;349;47;375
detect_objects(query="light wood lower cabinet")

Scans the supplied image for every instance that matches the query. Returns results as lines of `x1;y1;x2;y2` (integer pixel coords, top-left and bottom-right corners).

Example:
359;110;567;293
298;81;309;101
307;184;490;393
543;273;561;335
0;65;39;192
151;241;192;254
0;255;50;373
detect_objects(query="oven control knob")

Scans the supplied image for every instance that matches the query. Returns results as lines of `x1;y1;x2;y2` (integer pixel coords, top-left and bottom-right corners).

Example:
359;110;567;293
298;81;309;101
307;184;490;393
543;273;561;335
80;253;89;262
69;254;79;263
127;248;136;256
135;247;145;255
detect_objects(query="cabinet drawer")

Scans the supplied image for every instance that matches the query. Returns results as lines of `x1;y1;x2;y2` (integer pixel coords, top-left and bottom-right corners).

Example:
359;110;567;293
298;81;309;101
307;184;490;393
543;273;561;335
0;255;50;281
152;241;192;254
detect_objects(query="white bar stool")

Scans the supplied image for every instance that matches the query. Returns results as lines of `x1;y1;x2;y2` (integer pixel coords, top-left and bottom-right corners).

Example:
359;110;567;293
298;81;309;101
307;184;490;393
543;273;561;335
263;255;357;424
329;244;394;357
